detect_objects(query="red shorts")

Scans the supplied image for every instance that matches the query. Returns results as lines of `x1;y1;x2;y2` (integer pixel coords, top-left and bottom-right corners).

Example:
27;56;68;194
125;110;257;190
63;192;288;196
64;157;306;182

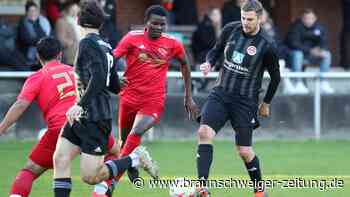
29;121;116;169
118;97;164;143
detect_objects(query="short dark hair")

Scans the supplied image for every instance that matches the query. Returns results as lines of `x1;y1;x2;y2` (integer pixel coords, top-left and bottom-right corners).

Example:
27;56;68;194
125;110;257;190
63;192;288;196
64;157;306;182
241;0;264;16
62;0;78;11
25;1;38;12
36;37;62;61
78;0;105;29
302;8;316;16
144;5;168;21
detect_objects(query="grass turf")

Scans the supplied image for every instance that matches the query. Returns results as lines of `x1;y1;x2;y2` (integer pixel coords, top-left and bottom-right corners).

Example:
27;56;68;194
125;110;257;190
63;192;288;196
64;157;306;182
0;139;348;197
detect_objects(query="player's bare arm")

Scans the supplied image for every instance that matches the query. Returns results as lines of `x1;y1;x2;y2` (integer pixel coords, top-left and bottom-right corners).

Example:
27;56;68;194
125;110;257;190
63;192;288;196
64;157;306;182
0;99;30;136
177;56;199;121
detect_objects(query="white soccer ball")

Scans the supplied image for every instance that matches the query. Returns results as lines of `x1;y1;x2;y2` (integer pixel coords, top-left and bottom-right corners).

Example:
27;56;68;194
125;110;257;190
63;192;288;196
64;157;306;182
169;177;196;197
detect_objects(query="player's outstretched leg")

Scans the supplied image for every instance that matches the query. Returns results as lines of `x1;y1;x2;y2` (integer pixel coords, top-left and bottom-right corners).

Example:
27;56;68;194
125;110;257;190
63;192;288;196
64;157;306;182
235;127;268;197
92;135;120;197
92;154;118;197
195;125;216;197
53;137;81;197
115;115;157;182
105;146;159;181
9;165;42;197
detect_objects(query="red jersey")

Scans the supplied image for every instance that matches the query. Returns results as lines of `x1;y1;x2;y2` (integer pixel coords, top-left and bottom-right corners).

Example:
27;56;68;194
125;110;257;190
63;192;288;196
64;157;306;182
18;60;75;126
113;30;186;103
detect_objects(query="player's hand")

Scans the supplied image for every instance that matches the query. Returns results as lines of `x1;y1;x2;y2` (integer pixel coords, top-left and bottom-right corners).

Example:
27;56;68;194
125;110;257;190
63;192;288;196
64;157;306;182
119;77;129;89
199;62;211;76
66;105;83;125
258;102;270;117
184;97;199;121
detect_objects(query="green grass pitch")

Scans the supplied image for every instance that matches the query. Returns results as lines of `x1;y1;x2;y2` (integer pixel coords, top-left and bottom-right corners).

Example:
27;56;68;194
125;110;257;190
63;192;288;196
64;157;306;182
0;139;349;197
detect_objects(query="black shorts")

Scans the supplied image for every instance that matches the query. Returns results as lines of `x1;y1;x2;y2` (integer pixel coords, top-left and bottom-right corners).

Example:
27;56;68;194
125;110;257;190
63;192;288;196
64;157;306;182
61;118;111;155
200;88;260;146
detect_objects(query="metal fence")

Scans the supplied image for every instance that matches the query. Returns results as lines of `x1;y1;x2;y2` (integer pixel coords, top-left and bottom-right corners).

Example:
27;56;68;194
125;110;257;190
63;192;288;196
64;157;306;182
1;71;349;140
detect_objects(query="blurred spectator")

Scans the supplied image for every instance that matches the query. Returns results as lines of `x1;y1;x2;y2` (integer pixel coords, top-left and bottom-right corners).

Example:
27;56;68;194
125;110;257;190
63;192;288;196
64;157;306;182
286;9;333;94
192;8;221;64
161;0;175;24
18;1;52;69
172;0;198;25
260;0;275;15
55;1;80;66
0;19;27;70
45;0;65;26
260;9;293;94
97;0;125;71
191;8;221;92
98;0;121;47
260;9;289;61
221;0;246;27
340;0;350;70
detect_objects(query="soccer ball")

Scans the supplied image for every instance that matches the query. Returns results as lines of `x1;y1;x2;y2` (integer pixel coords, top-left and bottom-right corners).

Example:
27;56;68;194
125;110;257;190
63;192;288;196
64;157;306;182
169;177;196;197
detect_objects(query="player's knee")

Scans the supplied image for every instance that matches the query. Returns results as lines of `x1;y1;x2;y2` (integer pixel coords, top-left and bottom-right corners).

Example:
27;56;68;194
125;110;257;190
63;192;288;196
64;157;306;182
53;151;70;169
237;147;254;160
81;174;100;185
197;125;215;142
130;130;144;137
23;160;45;175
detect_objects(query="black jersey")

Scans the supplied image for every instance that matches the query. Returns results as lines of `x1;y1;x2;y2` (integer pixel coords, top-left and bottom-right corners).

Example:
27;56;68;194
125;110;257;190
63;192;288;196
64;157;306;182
206;22;280;103
75;33;120;121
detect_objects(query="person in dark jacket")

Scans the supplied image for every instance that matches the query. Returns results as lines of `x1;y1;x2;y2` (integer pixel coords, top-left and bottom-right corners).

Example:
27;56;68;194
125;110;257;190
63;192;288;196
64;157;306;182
340;0;350;70
286;8;333;94
172;0;198;25
18;1;52;69
221;0;246;27
192;8;222;64
192;8;222;92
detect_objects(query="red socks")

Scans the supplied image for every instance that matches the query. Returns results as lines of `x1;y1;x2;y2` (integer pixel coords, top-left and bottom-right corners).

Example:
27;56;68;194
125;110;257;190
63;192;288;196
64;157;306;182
120;134;141;157
115;134;141;181
10;169;38;197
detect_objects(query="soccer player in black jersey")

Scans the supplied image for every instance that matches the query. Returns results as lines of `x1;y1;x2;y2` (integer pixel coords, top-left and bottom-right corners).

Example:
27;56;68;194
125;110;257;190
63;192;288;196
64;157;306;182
195;1;280;197
52;1;158;197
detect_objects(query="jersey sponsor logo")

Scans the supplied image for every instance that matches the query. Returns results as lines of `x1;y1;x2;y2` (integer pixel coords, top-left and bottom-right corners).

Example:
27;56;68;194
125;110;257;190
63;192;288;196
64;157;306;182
224;59;249;75
138;52;167;67
246;46;257;56
231;51;245;64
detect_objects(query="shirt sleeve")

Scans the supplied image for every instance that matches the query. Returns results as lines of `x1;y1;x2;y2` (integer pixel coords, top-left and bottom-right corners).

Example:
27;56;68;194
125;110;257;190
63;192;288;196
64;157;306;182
172;39;186;64
206;23;235;66
108;61;121;94
113;32;133;58
17;72;44;103
263;43;281;104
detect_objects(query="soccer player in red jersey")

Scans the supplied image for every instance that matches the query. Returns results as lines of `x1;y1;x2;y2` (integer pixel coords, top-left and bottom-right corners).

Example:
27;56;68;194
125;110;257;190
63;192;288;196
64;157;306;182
0;37;119;197
112;5;198;184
